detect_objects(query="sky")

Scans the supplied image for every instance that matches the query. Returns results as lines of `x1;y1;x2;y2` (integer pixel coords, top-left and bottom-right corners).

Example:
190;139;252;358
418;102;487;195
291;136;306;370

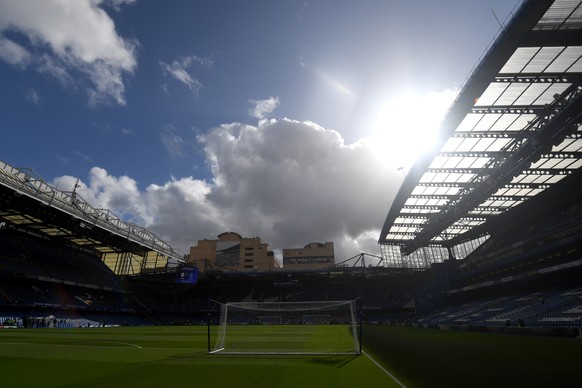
0;0;520;262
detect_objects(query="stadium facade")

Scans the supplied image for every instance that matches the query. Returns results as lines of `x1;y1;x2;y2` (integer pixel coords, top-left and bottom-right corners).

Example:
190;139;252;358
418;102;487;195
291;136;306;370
1;0;582;334
378;0;582;271
283;242;335;271
0;160;183;276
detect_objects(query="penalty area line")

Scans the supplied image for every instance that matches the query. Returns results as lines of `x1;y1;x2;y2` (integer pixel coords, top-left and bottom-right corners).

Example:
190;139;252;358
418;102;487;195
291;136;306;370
362;351;406;388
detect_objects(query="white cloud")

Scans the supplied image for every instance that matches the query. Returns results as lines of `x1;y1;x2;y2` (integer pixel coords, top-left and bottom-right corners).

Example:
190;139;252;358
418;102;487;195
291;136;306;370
298;56;357;99
98;0;136;12
53;119;401;261
24;88;41;105
160;124;187;158
249;96;280;120
159;54;212;96
314;68;357;98
53;167;143;222
75;150;95;164
0;0;137;105
0;37;30;66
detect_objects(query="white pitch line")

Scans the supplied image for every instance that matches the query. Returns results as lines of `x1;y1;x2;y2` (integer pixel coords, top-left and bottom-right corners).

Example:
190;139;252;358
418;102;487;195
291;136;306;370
0;341;142;349
363;351;406;388
103;341;142;349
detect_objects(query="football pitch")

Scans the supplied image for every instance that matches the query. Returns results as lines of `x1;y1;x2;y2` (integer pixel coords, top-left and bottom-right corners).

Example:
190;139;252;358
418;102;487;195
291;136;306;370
0;325;581;387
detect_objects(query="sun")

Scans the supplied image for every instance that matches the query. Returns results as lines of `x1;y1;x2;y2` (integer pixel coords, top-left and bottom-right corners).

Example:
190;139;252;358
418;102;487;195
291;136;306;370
368;90;457;171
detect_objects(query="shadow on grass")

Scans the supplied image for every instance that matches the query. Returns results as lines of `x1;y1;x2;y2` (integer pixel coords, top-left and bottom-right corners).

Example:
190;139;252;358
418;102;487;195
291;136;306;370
334;354;360;368
174;352;361;368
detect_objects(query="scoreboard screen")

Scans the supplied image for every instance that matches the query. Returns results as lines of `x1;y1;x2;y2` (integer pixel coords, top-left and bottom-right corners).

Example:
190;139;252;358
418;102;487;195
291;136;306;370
175;267;198;284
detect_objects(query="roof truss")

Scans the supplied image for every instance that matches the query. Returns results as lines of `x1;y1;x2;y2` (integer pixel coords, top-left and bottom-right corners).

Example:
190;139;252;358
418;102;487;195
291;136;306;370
379;0;582;258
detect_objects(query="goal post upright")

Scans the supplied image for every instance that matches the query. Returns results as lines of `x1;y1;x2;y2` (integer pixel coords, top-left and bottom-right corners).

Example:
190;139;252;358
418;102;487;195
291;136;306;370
358;297;363;354
208;299;361;356
207;299;211;353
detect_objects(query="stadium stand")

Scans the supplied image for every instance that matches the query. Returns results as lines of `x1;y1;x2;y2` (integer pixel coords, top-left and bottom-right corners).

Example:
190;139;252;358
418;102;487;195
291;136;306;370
1;0;582;338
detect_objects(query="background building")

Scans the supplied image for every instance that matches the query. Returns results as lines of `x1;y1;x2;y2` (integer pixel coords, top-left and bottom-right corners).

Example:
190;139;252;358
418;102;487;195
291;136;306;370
188;232;281;272
283;242;335;271
2;0;582;351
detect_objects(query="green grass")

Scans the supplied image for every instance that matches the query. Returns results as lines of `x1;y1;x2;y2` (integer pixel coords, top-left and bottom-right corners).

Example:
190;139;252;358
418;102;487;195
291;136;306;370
1;325;581;387
364;326;582;387
215;324;357;354
0;326;392;388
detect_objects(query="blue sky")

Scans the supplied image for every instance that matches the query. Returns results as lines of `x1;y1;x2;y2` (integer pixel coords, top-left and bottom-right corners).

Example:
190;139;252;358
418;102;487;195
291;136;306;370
0;0;519;260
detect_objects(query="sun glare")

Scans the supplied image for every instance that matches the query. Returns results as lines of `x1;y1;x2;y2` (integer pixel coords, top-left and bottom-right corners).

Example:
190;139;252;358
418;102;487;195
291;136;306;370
369;90;457;170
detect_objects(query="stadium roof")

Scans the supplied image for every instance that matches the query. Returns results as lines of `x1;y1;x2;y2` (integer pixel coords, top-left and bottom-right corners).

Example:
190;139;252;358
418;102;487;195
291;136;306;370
379;0;582;263
0;160;184;274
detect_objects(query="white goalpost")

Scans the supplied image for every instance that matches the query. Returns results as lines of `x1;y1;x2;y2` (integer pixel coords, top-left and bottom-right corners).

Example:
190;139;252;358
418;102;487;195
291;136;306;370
208;299;361;355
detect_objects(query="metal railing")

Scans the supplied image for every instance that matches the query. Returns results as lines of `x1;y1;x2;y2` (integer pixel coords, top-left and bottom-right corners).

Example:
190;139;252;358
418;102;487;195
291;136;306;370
0;160;184;262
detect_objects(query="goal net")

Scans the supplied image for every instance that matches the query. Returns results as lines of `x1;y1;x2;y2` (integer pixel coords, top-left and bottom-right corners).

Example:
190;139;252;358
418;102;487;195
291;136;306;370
209;300;361;355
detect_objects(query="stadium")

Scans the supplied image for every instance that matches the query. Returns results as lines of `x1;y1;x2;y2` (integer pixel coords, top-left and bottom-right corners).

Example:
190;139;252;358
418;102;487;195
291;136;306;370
2;0;582;386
